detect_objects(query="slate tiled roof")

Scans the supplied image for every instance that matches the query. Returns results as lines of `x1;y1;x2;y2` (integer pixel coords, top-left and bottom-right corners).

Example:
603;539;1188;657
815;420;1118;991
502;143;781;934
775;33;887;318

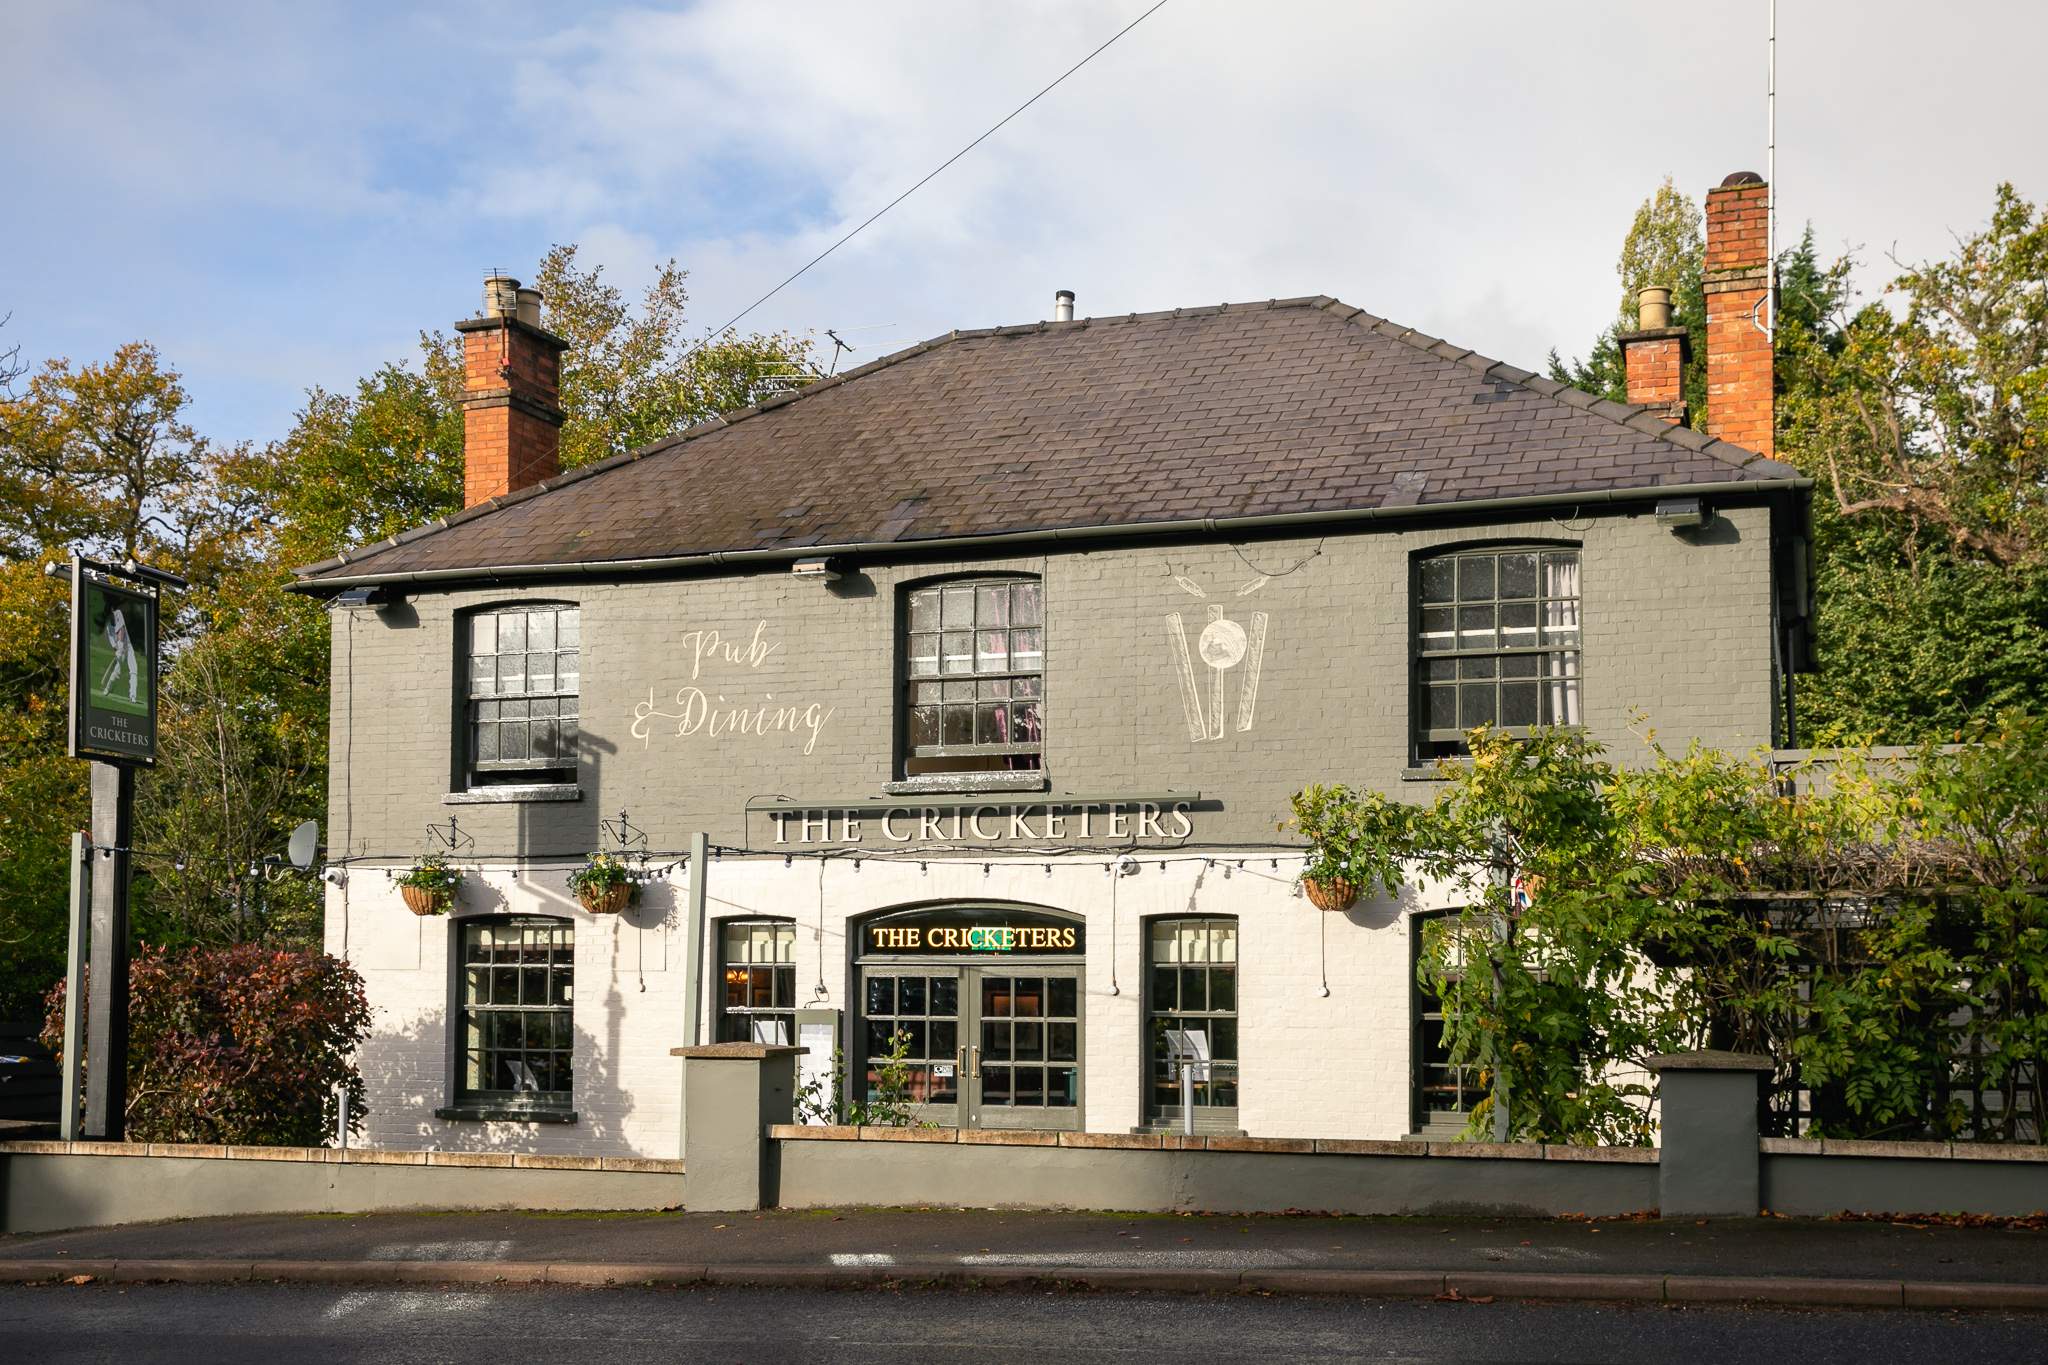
296;295;1803;584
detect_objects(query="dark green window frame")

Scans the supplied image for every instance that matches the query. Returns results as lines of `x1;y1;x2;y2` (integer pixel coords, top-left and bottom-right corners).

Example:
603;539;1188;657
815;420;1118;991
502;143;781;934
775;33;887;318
454;916;574;1112
466;604;581;786
719;919;796;1044
901;578;1045;778
1146;916;1239;1128
1415;547;1581;762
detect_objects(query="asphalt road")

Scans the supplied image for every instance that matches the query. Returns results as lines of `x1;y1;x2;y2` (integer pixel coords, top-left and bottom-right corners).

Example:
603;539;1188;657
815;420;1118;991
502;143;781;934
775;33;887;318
6;1207;2046;1284
4;1282;2043;1365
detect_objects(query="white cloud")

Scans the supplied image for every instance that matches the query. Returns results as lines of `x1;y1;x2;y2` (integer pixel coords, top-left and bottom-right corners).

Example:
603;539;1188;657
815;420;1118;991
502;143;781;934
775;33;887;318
0;0;2042;441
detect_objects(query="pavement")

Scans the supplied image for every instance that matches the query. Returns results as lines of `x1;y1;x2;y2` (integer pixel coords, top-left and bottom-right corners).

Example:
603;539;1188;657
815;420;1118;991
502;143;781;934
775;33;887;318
7;1207;2048;1309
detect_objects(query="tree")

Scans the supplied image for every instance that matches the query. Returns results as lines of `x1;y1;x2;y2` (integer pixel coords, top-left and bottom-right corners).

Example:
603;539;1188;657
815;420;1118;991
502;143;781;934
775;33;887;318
0;343;251;588
1779;186;2048;741
1788;184;2048;570
535;244;818;470
1550;177;1708;418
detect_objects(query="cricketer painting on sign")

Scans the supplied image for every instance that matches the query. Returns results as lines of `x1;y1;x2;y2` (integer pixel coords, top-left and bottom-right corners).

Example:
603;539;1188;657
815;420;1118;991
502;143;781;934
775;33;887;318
73;576;157;762
87;585;150;717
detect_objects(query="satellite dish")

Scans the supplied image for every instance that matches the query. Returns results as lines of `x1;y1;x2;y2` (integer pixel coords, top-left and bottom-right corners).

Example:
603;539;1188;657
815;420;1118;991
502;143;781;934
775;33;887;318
288;820;320;870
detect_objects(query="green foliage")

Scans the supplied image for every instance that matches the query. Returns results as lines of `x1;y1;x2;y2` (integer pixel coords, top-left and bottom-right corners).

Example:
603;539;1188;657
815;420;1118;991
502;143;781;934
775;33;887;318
42;945;371;1145
794;1033;926;1128
1292;715;2048;1145
1551;176;1708;420
1778;186;2048;740
535;244;819;470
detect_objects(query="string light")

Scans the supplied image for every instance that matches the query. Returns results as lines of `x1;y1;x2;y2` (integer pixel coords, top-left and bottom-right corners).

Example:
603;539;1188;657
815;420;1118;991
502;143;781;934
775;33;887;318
853;859;862;872
920;862;929;877
1044;864;1052;877
784;854;793;868
982;863;991;878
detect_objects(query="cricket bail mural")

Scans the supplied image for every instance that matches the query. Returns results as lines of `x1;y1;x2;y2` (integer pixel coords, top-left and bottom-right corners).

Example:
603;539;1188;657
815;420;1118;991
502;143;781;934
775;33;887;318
1164;571;1270;742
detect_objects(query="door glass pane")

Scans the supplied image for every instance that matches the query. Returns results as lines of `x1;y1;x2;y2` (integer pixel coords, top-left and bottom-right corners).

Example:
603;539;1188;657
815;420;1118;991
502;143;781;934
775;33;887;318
982;1065;1011;1103
1048;1021;1077;1062
931;976;959;1016
1013;978;1043;1017
1013;1067;1044;1105
1047;1066;1077;1107
1048;978;1076;1017
1013;1021;1043;1061
984;978;1012;1018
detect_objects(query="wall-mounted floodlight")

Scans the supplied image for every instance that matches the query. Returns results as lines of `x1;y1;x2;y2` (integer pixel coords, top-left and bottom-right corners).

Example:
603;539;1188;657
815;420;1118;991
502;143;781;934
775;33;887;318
1655;498;1713;530
792;557;845;583
334;586;402;609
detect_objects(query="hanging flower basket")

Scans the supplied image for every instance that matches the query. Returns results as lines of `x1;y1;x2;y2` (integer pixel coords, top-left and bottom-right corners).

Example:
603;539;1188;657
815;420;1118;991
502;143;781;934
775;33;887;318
569;850;638;915
1303;876;1361;913
400;885;449;916
396;853;463;916
580;883;632;915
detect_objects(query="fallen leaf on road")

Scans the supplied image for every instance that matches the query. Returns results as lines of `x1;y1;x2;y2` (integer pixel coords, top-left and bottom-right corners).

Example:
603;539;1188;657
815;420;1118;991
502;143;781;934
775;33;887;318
64;1275;92;1285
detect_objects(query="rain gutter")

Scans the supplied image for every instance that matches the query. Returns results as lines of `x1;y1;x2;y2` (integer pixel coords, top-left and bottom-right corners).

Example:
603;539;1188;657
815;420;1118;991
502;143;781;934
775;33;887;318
285;477;1811;596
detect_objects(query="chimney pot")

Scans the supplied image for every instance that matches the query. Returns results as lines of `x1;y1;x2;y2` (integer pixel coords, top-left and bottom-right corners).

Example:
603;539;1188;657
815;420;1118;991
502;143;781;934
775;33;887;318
1638;286;1673;331
484;275;521;319
515;288;543;328
1053;290;1075;323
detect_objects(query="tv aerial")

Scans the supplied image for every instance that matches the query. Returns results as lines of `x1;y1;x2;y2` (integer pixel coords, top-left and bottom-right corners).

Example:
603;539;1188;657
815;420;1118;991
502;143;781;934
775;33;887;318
823;323;896;377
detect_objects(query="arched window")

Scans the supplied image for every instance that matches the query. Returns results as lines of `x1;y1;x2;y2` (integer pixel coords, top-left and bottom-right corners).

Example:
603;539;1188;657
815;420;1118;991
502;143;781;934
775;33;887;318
464;603;580;789
901;578;1044;778
451;916;574;1116
1415;547;1579;761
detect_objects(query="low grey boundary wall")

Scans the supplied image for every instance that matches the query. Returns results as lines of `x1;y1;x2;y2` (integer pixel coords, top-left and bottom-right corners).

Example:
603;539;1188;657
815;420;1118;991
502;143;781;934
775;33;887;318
12;1050;2048;1233
768;1127;1657;1216
0;1142;685;1235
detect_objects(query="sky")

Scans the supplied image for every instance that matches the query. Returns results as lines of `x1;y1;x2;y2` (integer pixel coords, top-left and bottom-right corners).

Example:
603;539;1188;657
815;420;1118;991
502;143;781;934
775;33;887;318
3;0;2043;446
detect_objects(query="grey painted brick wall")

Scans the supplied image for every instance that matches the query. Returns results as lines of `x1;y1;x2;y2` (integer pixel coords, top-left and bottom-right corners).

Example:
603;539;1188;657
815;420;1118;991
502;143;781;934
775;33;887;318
325;505;1777;860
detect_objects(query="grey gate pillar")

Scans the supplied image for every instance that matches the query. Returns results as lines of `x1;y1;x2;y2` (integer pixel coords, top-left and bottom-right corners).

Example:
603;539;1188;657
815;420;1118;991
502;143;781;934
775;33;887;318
1647;1050;1774;1219
670;1042;805;1212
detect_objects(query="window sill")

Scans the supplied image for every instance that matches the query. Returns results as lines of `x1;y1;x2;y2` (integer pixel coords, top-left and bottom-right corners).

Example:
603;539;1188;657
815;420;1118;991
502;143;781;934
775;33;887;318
1401;765;1467;782
443;784;583;805
434;1105;579;1124
884;771;1051;796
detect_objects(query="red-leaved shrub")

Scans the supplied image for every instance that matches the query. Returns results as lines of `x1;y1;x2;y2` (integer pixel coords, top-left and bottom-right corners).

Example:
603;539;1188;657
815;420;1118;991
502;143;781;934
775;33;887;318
44;945;371;1145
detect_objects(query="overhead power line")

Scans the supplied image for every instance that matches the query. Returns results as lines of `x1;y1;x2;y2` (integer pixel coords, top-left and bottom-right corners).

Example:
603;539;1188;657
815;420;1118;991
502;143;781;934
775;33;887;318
694;0;1174;349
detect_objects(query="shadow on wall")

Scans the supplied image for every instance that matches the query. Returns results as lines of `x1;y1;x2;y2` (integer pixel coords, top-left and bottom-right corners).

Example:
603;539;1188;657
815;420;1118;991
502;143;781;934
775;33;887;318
353;894;670;1156
1347;882;1420;933
355;1005;635;1154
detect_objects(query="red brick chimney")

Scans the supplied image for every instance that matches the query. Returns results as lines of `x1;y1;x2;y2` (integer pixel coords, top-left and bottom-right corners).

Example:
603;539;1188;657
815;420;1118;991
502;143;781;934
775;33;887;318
1618;286;1691;426
457;275;568;508
1702;172;1774;456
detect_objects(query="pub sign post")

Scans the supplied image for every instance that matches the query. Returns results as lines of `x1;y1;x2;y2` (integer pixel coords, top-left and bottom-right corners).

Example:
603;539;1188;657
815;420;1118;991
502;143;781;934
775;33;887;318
52;553;185;1140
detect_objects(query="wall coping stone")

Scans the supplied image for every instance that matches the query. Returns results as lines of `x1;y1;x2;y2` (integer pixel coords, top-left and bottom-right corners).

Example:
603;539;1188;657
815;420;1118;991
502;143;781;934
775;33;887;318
760;1128;1657;1161
1761;1136;2048;1162
0;1140;682;1174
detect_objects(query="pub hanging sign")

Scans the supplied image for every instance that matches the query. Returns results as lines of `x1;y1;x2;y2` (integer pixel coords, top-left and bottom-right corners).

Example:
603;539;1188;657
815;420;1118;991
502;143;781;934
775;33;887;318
863;906;1083;956
68;563;160;765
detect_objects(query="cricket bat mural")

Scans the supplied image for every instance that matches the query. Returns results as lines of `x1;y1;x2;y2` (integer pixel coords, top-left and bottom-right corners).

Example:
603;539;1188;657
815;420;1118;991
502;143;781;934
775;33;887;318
1166;574;1270;742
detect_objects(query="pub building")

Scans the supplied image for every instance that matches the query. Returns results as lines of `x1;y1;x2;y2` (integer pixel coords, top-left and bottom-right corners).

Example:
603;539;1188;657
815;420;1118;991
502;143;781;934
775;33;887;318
302;175;1806;1155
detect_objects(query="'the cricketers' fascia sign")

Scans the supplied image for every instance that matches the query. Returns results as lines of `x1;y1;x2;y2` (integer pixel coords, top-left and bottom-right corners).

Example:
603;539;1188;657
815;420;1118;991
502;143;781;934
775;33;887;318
70;566;158;765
